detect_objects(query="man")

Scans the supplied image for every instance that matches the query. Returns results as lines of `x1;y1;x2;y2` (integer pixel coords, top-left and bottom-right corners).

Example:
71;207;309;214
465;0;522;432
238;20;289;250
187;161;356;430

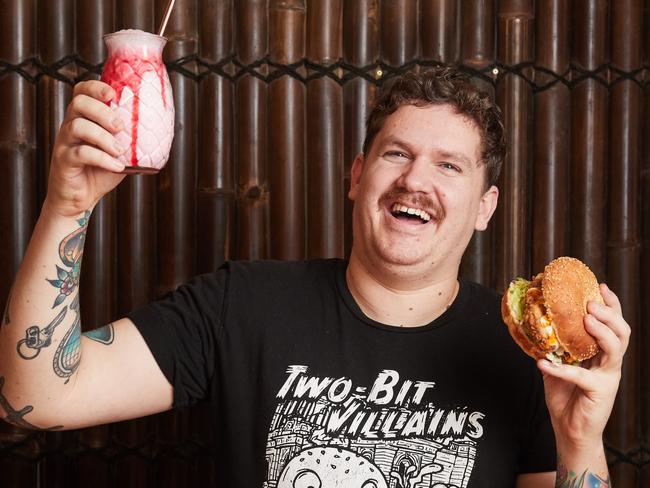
0;67;629;487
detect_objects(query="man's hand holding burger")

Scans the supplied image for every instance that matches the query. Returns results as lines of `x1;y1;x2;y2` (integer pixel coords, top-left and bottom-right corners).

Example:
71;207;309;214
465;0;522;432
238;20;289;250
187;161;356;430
503;257;631;486
537;282;629;485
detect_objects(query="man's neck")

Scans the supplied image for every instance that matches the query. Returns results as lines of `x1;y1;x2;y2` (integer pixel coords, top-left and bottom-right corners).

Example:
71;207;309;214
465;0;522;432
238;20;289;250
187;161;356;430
345;252;460;328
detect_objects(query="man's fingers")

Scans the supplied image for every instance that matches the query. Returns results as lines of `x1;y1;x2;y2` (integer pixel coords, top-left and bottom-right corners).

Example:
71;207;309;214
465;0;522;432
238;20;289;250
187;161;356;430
67;144;125;173
55;82;126;174
72;80;115;104
537;360;595;392
66;118;126;158
599;283;622;315
587;296;631;347
66;94;124;135
583;315;625;365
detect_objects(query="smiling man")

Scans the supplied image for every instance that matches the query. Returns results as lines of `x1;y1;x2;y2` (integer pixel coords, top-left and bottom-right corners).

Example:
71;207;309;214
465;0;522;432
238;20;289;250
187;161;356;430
347;101;498;325
0;67;629;488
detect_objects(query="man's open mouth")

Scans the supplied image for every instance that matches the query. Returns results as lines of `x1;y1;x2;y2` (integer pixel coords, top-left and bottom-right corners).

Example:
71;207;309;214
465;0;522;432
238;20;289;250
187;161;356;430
390;203;432;224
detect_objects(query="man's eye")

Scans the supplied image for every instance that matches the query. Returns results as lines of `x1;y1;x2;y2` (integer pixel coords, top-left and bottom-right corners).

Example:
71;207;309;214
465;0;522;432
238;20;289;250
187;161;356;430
440;162;460;172
384;151;408;159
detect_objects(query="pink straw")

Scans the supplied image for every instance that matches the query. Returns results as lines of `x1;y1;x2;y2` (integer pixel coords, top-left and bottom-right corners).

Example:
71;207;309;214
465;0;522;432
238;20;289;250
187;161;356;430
158;0;176;37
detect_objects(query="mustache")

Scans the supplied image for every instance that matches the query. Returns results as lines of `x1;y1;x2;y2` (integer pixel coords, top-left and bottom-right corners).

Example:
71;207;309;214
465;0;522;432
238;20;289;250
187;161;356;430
379;188;446;221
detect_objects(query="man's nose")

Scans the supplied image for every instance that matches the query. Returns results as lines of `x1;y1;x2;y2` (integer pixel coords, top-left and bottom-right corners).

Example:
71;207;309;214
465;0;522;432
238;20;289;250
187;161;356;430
397;157;434;192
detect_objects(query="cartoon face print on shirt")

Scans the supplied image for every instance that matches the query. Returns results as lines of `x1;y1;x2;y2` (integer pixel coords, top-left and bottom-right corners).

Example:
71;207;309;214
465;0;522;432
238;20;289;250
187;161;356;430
277;446;388;488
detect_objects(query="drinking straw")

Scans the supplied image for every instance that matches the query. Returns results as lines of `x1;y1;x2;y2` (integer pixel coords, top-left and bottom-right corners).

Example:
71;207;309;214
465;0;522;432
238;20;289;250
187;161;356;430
158;0;176;37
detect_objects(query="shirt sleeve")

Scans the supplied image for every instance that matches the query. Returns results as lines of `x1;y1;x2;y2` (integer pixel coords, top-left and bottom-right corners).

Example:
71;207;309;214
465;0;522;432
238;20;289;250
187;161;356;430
517;372;557;474
127;265;229;408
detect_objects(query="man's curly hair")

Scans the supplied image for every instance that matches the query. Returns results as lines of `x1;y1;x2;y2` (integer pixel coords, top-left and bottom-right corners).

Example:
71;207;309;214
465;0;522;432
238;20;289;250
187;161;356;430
362;67;506;189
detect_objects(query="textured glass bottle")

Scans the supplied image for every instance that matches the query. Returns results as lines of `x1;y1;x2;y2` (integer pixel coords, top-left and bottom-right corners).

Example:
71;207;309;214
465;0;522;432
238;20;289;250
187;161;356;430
101;30;175;173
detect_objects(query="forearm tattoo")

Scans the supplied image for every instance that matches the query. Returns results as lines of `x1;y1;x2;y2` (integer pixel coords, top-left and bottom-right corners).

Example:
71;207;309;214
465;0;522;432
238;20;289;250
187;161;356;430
36;211;90;381
52;295;81;383
46;211;89;308
0;376;63;430
16;308;67;359
557;463;611;488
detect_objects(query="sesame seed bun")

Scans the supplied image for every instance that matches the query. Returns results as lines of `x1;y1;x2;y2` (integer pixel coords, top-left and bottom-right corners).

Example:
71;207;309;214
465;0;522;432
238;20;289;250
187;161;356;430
501;257;602;364
541;257;602;362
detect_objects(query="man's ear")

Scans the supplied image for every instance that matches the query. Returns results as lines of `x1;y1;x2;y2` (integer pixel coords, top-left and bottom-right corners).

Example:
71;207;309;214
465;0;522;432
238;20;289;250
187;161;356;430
348;153;365;201
474;185;499;231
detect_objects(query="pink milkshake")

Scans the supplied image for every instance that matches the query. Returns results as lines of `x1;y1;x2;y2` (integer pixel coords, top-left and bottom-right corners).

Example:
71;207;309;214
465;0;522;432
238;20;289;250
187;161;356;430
101;30;175;173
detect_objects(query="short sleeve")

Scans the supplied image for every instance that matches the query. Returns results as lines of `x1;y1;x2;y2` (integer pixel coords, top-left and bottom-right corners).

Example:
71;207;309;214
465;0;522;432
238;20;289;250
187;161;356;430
517;373;557;474
128;265;229;408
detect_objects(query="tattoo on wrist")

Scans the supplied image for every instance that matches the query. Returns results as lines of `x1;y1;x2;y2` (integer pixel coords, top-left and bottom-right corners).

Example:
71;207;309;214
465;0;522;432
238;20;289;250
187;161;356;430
557;463;611;488
83;323;114;345
46;211;90;308
16;308;68;359
0;376;63;430
52;295;81;383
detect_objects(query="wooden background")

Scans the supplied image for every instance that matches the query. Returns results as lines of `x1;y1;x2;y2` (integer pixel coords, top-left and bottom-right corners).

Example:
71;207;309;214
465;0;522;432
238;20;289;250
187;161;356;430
0;0;647;486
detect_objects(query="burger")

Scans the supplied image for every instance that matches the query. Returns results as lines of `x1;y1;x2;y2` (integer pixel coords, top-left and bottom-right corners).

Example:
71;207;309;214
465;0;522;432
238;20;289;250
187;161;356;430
501;256;603;365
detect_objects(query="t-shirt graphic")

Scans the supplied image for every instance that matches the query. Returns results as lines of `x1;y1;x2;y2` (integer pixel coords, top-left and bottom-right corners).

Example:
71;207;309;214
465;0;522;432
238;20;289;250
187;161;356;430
264;365;486;488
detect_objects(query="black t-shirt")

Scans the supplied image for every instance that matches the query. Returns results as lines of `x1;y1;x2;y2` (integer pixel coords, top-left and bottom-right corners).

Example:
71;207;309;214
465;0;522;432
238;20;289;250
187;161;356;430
129;259;556;488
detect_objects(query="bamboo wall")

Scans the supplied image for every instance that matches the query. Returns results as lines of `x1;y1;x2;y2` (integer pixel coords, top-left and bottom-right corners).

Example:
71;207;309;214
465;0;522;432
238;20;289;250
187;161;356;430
0;0;647;486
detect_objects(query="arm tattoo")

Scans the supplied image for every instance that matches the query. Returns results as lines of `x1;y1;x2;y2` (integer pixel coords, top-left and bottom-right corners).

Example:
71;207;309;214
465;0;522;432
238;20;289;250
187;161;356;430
41;211;89;381
83;323;114;345
16;308;67;359
557;463;611;488
0;376;63;430
46;211;89;308
52;295;81;383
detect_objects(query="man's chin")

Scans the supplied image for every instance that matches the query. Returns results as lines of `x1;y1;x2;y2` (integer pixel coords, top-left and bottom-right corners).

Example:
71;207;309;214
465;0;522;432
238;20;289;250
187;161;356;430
372;247;431;269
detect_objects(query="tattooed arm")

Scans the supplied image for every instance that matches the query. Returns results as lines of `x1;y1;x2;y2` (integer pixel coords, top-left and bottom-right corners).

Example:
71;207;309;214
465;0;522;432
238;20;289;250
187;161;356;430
0;80;172;430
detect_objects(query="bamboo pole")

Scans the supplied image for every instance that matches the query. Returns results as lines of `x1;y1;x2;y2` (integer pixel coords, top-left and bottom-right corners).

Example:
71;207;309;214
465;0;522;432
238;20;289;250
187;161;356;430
459;0;496;286
235;0;269;260
342;0;378;256
570;0;608;279
197;0;235;273
306;0;344;258
379;0;418;68
605;1;642;485
421;0;460;63
156;0;198;294
155;1;198;486
0;3;38;310
193;1;237;484
460;0;494;69
642;66;650;488
531;0;570;270
642;7;650;485
268;0;306;260
494;0;534;291
0;0;38;484
37;0;75;194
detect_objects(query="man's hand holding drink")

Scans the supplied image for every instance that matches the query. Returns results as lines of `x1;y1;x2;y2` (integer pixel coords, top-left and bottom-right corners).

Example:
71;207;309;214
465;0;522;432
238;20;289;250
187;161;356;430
45;81;128;219
47;27;175;220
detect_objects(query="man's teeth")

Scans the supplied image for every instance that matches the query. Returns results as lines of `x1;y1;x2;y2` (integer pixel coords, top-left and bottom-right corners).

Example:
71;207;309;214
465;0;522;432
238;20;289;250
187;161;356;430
391;203;432;222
